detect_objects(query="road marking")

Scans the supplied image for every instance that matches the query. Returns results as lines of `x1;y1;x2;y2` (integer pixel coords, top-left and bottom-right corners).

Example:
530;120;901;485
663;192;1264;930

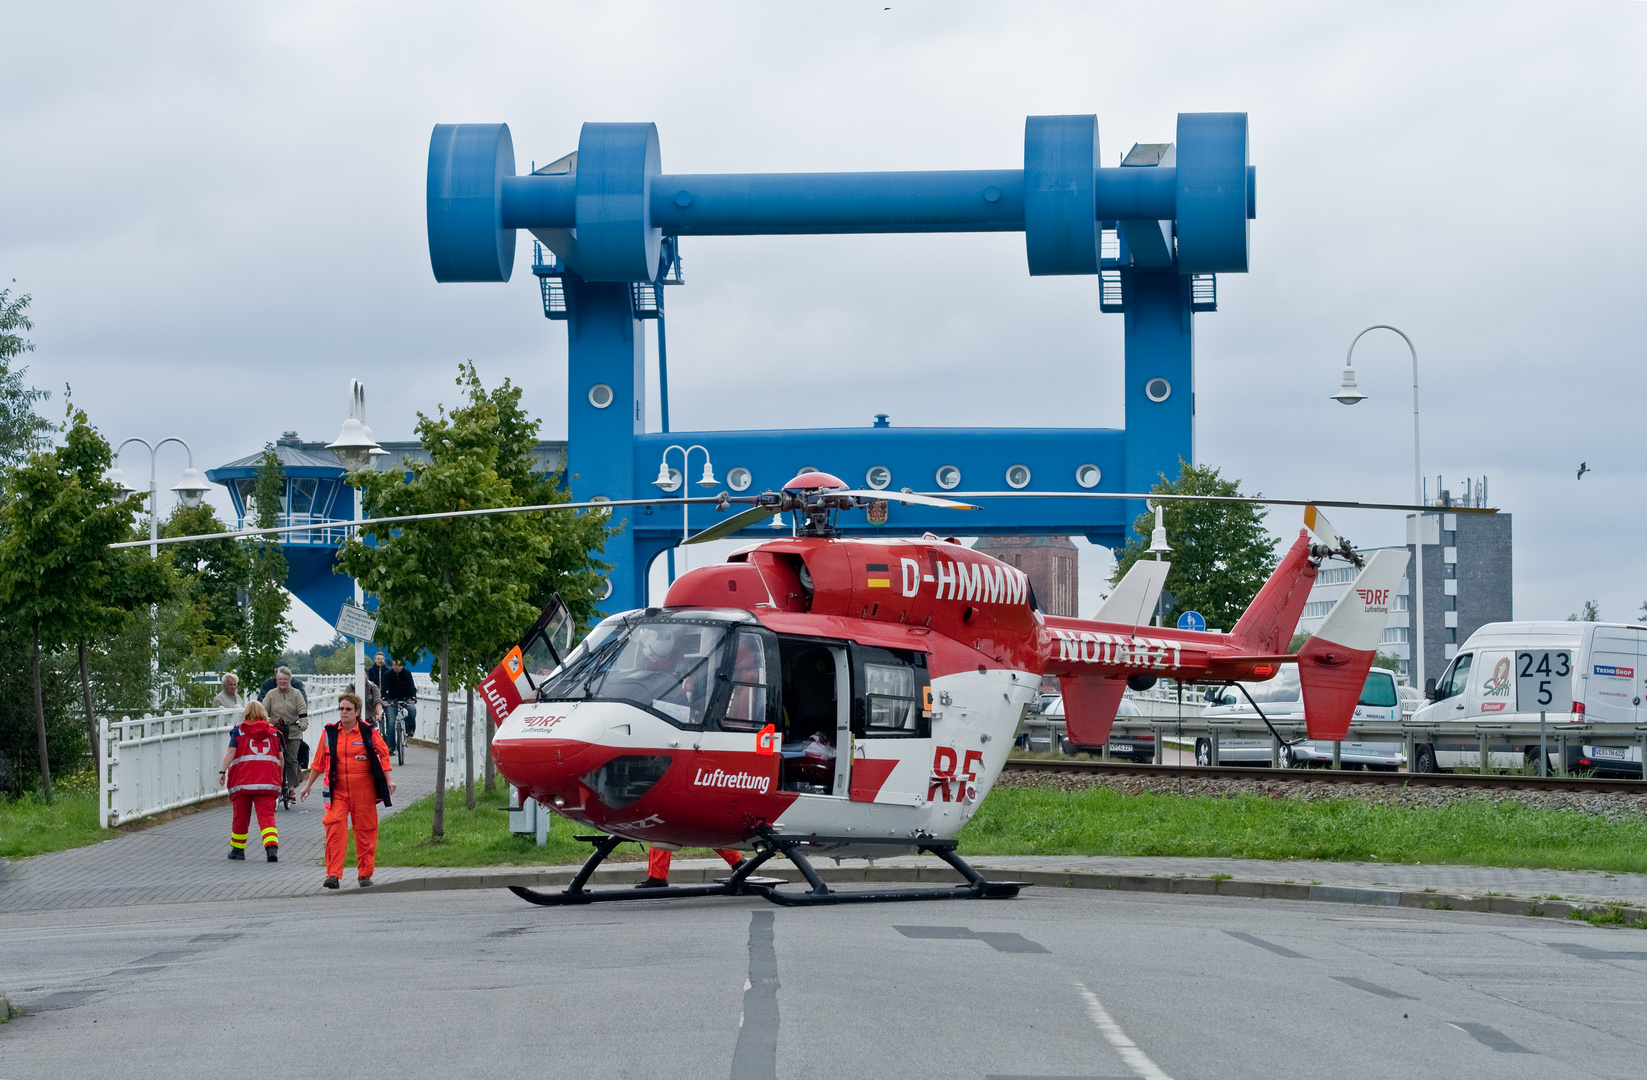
1223;930;1307;958
1332;975;1416;1000
1075;983;1174;1080
895;925;1049;953
1447;1021;1534;1054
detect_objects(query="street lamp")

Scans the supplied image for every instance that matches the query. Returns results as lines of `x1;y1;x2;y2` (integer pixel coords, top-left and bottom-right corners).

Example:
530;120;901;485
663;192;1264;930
1332;324;1427;690
327;381;384;699
654;444;717;579
115;436;199;704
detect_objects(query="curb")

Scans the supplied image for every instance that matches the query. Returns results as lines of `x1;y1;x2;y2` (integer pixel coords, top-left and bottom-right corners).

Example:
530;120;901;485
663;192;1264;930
358;863;1647;923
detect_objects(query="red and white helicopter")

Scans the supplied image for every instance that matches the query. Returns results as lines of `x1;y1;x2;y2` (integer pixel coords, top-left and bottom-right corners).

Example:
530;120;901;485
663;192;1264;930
129;469;1487;906
474;472;1424;907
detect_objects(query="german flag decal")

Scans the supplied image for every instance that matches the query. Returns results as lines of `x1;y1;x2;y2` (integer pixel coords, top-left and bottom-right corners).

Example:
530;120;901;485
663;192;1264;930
865;562;892;588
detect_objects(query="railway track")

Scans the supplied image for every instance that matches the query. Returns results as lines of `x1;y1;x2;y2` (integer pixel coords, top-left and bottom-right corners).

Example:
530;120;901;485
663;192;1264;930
1002;757;1647;794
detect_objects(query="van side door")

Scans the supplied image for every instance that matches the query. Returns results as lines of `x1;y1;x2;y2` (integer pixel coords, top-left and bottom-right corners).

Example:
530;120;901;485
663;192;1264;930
1583;628;1637;723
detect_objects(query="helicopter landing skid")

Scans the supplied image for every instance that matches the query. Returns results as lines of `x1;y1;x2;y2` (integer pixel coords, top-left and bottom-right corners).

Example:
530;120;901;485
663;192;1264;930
507;831;1028;908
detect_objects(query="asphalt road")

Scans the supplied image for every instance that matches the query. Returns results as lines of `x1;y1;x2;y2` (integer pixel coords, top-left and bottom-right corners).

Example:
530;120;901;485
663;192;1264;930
3;887;1645;1080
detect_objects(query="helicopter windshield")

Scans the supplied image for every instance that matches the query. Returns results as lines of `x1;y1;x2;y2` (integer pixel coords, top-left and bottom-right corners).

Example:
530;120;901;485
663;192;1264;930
537;615;744;727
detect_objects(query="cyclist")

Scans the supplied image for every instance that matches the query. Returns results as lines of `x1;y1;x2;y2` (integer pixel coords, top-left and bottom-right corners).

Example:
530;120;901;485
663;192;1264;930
383;656;418;743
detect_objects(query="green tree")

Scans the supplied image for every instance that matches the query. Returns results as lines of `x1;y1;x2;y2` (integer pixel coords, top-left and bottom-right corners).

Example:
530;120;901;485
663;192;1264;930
1112;461;1279;631
1568;600;1600;622
0;289;50;465
162;502;250;673
242;450;292;690
0;406;167;795
337;370;554;837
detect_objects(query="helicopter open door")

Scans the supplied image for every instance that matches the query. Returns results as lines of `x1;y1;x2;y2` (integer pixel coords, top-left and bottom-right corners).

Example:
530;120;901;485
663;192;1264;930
479;595;577;725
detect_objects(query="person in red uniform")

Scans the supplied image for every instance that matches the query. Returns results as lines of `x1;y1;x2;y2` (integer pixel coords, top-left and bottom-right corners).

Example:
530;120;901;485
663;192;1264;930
219;701;284;861
299;693;395;889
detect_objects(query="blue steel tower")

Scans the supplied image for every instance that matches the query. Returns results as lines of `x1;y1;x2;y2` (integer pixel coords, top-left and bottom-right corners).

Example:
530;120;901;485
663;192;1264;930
426;114;1253;612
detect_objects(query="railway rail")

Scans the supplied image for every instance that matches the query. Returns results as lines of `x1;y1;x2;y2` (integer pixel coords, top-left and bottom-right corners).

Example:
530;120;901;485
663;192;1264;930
1002;756;1647;794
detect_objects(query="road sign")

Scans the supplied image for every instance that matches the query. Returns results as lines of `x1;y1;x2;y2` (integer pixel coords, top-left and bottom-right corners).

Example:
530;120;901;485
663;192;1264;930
1177;610;1206;632
336;603;377;642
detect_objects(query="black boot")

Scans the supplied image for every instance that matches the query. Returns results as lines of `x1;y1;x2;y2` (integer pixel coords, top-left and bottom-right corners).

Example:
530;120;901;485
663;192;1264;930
265;845;278;862
323;876;340;889
635;876;669;889
227;847;245;861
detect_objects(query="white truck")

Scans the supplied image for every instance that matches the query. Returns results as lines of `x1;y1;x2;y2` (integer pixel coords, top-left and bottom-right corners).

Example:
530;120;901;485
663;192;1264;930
1408;620;1647;775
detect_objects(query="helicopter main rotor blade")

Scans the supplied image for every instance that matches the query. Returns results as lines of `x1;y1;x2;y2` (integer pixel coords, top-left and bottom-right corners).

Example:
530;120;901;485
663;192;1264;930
685;504;783;545
937;491;1496;515
834;490;979;511
107;494;749;550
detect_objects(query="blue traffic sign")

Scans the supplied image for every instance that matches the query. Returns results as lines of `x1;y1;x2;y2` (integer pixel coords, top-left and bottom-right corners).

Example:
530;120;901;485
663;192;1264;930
1177;610;1206;632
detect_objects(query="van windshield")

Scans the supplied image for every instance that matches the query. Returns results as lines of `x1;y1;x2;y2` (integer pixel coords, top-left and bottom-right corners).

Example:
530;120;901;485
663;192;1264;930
1358;672;1397;708
1242;667;1300;704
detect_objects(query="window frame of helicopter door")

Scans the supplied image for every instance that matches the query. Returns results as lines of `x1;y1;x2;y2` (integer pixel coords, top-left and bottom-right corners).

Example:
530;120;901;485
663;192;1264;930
712;628;783;734
850;644;932;740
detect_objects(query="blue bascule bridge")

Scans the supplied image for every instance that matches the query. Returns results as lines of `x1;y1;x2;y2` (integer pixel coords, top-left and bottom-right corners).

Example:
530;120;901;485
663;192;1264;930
428;112;1255;613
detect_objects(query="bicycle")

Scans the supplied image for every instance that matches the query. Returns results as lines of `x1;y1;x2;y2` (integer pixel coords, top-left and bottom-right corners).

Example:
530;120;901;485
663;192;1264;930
384;699;409;765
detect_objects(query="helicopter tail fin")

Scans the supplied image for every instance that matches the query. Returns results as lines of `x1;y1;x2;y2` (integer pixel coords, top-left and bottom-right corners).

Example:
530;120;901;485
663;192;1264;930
1297;548;1410;740
1057;675;1128;750
1228;531;1318;654
1092;559;1171;627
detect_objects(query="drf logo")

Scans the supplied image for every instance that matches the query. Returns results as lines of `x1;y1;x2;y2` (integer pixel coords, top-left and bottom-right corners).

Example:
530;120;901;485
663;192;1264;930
1355;588;1391;612
929;746;985;803
519;714;567;730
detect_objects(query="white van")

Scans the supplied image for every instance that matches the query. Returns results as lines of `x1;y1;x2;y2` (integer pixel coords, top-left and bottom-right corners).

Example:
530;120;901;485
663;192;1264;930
1409;621;1647;775
1196;667;1406;769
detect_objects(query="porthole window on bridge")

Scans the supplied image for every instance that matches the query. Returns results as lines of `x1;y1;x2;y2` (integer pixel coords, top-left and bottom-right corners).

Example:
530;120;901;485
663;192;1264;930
726;467;751;492
1005;464;1031;489
1144;377;1171;403
866;466;891;490
588;383;614;408
598;578;613;600
1076;463;1101;488
935;465;961;490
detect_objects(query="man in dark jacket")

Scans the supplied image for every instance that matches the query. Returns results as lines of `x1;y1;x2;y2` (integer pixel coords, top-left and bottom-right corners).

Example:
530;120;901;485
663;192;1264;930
382;657;418;738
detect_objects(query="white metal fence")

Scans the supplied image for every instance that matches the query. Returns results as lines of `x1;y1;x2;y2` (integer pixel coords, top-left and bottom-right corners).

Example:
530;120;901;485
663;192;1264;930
99;677;351;827
411;675;492;791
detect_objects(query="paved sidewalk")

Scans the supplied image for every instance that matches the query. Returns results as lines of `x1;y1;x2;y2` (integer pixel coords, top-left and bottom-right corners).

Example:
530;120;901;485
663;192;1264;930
0;745;447;912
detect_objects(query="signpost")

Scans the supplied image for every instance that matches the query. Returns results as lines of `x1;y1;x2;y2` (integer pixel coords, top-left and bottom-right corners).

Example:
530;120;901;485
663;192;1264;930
336;603;377;642
1177;611;1206;633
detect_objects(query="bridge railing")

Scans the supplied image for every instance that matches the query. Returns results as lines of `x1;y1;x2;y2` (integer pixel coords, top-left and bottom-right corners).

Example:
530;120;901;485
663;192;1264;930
99;685;347;827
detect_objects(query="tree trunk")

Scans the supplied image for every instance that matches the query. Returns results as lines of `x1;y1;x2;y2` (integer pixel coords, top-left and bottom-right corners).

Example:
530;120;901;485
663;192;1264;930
483;686;495;793
432;635;449;839
464;684;475;810
79;643;100;776
32;624;53;802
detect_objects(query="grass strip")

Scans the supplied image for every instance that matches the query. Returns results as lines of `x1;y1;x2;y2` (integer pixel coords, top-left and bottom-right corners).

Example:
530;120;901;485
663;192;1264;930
0;774;106;859
957;783;1647;873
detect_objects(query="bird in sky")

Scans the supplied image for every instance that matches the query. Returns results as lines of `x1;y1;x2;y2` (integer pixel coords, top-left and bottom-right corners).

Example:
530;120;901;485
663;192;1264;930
1577;462;1589;480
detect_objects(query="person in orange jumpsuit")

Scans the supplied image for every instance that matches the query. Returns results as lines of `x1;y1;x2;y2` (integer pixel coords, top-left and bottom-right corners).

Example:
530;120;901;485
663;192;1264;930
299;693;395;889
218;701;284;861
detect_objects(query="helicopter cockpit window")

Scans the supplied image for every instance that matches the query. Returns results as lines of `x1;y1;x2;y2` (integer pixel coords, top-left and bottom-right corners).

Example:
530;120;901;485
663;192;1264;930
538;617;731;728
519;601;578;689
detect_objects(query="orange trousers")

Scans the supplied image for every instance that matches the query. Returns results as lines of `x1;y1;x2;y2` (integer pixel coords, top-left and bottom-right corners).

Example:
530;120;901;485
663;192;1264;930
323;791;379;879
230;793;278;850
647;847;743;880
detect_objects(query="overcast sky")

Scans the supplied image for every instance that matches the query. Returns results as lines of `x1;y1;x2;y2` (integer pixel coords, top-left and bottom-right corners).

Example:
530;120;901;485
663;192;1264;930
5;1;1645;646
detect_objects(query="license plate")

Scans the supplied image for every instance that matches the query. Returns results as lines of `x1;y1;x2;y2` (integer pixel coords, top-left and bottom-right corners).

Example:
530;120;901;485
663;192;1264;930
1591;746;1627;760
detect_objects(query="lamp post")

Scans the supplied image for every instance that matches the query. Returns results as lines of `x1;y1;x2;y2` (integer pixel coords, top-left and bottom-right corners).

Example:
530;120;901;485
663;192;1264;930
653;444;718;583
114;437;209;704
1332;325;1426;690
327;380;385;700
1147;503;1171;626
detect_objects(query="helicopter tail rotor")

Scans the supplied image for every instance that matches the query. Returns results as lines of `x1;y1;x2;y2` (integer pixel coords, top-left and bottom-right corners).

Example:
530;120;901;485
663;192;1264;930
1303;503;1364;568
